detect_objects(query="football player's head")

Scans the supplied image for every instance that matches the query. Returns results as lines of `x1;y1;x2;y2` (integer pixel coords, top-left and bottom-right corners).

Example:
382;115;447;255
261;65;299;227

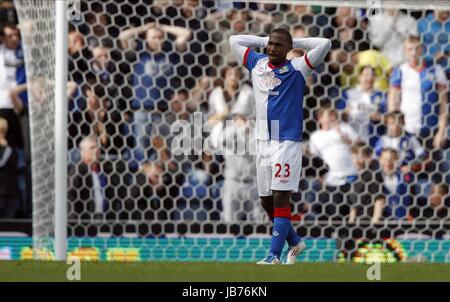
430;183;449;207
358;65;376;90
385;111;405;137
404;35;422;65
317;107;338;130
146;27;164;53
351;141;374;170
0;22;20;50
380;148;399;175
221;62;242;90
79;135;100;165
268;28;293;65
436;10;449;23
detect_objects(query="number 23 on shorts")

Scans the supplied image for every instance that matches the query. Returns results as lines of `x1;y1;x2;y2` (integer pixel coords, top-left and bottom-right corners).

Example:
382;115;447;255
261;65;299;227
274;163;290;178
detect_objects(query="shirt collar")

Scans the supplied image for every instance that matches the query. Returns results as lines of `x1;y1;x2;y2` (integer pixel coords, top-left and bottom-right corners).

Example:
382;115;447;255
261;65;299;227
268;60;289;70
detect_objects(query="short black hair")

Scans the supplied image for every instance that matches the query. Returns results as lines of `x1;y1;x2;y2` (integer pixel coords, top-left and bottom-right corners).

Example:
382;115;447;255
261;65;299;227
270;28;293;46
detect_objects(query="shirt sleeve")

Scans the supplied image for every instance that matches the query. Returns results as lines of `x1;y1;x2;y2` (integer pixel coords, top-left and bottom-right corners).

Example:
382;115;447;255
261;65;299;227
390;67;402;88
337;89;349;111
374;137;383;157
340;123;359;143
409;135;426;159
376;91;388;114
229;35;268;71
435;65;448;89
208;87;227;116
308;134;320;157
291;37;332;79
231;84;254;117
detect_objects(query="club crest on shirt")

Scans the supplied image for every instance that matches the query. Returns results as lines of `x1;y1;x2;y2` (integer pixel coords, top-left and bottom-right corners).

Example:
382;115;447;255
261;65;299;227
258;72;282;90
279;66;289;74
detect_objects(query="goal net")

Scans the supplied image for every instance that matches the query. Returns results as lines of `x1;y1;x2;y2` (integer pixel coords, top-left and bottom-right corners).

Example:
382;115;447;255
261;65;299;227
14;0;56;259
11;0;450;262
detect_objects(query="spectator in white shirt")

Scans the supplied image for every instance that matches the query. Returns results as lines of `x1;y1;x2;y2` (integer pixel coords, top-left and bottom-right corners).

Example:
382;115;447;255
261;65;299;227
309;107;359;188
308;106;359;220
0;23;25;149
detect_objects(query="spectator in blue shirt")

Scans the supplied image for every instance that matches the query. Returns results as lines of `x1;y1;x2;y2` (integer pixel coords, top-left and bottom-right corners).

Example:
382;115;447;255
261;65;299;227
379;148;416;220
119;22;191;163
340;65;386;146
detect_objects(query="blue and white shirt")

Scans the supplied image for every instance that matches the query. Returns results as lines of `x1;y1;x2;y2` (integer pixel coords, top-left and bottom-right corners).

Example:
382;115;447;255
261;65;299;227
382;171;415;220
341;86;386;145
374;133;426;167
230;35;331;142
390;62;448;137
0;45;27;109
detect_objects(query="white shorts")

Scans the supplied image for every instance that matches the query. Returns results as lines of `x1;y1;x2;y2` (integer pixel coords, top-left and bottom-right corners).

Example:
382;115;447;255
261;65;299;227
256;140;302;197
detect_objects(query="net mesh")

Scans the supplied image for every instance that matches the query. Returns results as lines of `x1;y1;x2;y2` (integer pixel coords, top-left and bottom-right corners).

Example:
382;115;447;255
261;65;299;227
9;0;450;262
14;0;56;258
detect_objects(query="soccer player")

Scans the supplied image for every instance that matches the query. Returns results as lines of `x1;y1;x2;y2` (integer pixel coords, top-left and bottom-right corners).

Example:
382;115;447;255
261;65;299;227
229;29;331;264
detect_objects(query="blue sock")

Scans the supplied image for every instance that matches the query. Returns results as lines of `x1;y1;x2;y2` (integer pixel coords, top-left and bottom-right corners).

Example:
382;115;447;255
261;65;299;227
269;211;301;248
286;224;301;247
269;217;290;258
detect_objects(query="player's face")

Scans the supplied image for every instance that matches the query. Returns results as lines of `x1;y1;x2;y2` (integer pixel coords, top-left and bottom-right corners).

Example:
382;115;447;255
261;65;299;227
225;67;240;89
146;28;164;52
81;140;100;164
93;47;109;69
430;185;444;207
86;89;100;110
359;67;375;89
436;10;449;22
404;41;422;64
380;151;398;175
267;32;292;65
352;151;366;170
3;26;20;50
387;117;403;137
68;32;84;54
170;92;188;113
146;165;163;186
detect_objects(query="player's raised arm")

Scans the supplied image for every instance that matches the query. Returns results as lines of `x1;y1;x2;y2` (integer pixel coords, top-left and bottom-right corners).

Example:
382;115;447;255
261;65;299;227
292;37;331;69
229;35;269;66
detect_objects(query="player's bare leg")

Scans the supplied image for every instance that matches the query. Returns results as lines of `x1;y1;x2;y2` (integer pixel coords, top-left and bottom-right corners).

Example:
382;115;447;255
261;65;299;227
261;196;274;221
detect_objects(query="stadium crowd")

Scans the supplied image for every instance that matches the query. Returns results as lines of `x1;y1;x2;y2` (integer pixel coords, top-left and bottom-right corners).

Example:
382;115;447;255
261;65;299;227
0;1;448;237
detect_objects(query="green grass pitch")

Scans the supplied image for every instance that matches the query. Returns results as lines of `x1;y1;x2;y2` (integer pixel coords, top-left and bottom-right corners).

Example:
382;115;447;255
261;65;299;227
0;261;449;282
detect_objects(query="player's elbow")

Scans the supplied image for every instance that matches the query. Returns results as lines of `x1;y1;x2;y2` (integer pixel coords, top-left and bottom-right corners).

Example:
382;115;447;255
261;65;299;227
322;39;332;53
229;35;237;46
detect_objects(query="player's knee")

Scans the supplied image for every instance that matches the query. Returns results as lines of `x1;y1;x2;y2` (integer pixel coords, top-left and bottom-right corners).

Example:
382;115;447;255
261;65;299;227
273;190;291;208
260;196;273;211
